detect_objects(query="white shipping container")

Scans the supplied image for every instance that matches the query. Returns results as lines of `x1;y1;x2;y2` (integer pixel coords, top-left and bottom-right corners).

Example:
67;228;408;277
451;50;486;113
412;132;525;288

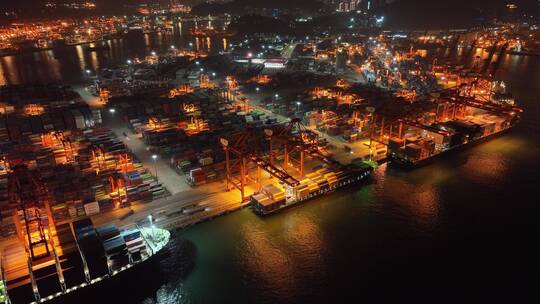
84;202;100;215
199;157;213;166
75;114;86;129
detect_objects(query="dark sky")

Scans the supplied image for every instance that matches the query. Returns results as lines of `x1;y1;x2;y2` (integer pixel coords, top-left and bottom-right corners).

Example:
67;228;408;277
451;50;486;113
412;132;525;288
2;0;536;9
381;0;538;29
1;0;537;26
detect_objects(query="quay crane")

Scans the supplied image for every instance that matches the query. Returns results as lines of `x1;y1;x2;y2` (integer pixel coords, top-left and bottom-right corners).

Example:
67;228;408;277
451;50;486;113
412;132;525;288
8;165;67;300
266;118;341;176
9;165;51;261
221;126;299;202
221;118;336;202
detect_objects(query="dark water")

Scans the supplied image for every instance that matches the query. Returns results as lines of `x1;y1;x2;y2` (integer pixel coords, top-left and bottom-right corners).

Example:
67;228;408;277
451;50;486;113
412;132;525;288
2;37;539;303
161;54;540;303
0;20;229;86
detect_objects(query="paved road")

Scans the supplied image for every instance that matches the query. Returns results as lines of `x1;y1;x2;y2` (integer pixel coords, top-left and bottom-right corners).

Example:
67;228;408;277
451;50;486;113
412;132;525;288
90;182;244;230
74;85;102;107
282;43;300;59
102;111;191;195
75;86;191;195
345;64;368;84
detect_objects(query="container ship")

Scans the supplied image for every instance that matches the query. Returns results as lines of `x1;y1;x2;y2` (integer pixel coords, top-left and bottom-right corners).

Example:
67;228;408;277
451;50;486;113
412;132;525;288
251;163;373;216
1;218;170;304
387;107;521;168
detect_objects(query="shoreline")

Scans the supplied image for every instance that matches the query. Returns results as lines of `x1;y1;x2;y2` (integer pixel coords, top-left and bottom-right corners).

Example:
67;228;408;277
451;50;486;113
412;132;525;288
0;34;123;58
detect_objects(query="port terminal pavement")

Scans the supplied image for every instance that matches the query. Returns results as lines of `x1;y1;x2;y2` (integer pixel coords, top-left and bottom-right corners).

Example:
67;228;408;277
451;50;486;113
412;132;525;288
70;80;378;234
239;90;377;163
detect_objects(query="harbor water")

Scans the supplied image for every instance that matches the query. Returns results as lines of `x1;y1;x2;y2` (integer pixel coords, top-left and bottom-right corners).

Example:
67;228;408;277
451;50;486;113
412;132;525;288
150;53;540;303
0;20;229;86
1;32;539;303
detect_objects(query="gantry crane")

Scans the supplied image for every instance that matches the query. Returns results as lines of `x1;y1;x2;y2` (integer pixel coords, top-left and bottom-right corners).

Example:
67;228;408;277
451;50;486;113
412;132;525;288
8;165;51;260
54;132;74;163
441;90;522;117
99;88;110;105
221;127;298;202
41;131;75;163
266;118;341;175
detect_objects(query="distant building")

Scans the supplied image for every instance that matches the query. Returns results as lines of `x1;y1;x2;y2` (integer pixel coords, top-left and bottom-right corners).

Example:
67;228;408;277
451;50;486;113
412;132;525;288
335;48;348;71
336;0;396;12
337;0;362;12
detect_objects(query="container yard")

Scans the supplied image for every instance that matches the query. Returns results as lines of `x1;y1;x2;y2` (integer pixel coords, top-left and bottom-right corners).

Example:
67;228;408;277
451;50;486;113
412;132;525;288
0;85;102;143
0;130;166;237
0;19;528;303
110;86;281;186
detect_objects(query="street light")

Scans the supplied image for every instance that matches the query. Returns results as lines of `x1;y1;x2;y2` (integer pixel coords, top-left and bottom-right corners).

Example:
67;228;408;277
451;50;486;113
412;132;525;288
85;69;91;75
109;108;116;114
255;87;260;93
170;45;176;49
151;51;157;56
148;215;155;239
212;72;216;77
296;101;301;112
152;154;158;180
195;61;200;65
126;59;132;65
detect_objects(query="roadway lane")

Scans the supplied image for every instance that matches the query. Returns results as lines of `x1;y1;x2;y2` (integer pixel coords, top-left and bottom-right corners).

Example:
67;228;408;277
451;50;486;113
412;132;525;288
101;111;191;195
76;88;191;195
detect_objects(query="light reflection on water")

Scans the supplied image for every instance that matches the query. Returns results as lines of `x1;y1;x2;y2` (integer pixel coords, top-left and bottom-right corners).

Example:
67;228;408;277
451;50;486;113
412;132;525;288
170;78;539;302
0;21;228;86
1;36;539;303
238;221;297;296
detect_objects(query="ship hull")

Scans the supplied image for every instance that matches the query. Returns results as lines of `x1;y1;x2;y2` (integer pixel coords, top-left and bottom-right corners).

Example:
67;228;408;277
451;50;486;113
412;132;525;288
253;169;373;216
6;228;170;304
47;248;168;304
389;127;513;169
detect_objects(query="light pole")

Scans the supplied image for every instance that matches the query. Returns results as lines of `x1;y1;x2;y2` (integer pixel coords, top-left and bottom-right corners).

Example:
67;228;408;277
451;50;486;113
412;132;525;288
152;154;158;180
148;215;155;239
255;87;260;93
296;101;301;112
